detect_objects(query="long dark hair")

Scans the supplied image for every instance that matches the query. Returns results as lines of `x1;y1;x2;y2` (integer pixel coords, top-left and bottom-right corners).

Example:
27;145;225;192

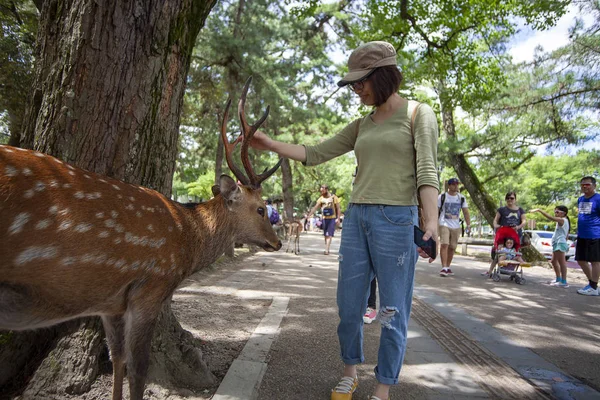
556;205;570;233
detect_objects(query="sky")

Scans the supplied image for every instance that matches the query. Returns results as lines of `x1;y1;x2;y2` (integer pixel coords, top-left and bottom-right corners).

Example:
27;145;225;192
508;4;598;154
508;3;592;63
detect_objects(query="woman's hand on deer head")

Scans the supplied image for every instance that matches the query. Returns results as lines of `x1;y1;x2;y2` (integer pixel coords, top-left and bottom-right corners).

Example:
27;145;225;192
249;130;274;151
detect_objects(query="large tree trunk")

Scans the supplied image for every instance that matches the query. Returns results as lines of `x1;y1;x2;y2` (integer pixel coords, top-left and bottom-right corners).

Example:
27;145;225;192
439;99;497;226
0;0;218;397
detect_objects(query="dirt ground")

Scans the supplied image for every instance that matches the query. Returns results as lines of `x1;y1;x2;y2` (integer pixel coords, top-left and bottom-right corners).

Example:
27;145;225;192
22;240;600;399
72;249;270;400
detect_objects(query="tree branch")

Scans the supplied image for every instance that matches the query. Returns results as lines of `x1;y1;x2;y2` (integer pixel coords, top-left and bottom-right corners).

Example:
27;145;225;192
490;86;600;112
399;0;443;50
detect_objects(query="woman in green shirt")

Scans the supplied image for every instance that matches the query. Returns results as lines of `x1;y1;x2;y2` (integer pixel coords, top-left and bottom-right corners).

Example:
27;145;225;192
250;41;439;400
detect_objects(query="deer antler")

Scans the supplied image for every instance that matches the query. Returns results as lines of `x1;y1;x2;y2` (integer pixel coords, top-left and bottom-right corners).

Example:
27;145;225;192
220;98;249;186
238;77;283;188
221;77;282;188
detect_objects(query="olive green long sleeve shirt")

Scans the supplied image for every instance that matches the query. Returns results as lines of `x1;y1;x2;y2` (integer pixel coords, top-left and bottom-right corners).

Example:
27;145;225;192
304;100;439;206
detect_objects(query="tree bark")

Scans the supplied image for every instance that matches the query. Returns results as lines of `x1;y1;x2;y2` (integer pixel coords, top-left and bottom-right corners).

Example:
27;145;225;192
438;84;497;226
1;0;218;397
20;319;106;398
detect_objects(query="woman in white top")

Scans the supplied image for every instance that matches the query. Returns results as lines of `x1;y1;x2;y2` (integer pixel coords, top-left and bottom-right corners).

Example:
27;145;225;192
530;205;571;287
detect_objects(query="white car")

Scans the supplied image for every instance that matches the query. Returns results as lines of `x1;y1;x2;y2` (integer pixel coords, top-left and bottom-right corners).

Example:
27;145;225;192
567;234;577;261
524;230;575;260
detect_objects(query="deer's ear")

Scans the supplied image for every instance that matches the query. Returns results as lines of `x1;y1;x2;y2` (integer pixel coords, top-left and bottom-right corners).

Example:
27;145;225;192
211;185;221;196
218;175;241;203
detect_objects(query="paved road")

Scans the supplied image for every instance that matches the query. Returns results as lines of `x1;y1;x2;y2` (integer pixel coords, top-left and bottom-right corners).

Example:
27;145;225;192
205;232;600;399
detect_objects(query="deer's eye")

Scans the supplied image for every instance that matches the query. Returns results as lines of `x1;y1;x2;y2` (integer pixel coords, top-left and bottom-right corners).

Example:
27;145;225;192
257;207;265;217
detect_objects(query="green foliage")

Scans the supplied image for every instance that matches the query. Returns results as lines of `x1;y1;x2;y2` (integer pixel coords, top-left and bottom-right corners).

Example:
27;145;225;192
0;0;38;141
335;0;569;111
455;149;600;212
184;172;216;201
516;151;600;207
178;0;358;207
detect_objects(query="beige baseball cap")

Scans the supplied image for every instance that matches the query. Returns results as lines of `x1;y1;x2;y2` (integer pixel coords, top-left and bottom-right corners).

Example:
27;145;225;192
337;41;398;87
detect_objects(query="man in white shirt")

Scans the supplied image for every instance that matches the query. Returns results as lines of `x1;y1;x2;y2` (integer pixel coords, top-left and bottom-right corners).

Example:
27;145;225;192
438;178;471;277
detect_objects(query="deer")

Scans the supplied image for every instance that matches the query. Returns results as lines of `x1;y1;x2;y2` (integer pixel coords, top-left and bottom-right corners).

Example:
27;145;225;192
285;220;303;255
0;78;282;400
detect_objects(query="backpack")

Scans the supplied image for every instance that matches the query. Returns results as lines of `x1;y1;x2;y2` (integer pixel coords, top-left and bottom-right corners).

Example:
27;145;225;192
438;193;465;217
269;208;280;225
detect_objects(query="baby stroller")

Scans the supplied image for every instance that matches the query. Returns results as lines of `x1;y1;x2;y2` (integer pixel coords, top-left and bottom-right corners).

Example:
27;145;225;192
490;226;531;284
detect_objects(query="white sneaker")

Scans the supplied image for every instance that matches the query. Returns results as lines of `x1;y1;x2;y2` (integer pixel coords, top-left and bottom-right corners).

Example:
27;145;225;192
549;280;562;286
557;282;569;288
577;285;599;296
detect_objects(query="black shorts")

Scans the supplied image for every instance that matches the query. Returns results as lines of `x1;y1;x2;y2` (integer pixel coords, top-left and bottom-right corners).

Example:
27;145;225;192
575;238;600;262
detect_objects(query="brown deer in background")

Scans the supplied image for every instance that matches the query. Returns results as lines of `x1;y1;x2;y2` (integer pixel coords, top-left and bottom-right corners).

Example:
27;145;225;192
285;220;303;255
0;78;281;400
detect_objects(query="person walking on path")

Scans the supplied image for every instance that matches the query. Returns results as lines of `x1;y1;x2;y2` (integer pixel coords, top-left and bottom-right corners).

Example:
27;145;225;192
249;41;439;400
307;184;341;255
438;177;471;277
483;192;526;276
530;206;571;287
575;176;600;296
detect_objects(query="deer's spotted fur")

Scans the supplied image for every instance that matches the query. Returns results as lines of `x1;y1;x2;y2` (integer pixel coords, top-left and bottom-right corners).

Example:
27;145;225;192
0;77;281;400
0;145;281;400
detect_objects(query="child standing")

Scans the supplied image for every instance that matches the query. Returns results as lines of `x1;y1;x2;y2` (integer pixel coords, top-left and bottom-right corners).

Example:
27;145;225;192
530;206;571;287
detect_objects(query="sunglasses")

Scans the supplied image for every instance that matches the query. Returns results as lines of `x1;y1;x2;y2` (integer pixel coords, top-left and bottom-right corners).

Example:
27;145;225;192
506;197;515;200
581;183;593;187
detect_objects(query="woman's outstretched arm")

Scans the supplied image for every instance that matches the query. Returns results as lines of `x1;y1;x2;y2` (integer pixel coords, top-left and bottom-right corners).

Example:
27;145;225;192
250;130;307;162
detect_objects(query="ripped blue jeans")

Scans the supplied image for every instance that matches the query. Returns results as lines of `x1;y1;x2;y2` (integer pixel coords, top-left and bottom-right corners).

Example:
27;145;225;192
337;204;418;385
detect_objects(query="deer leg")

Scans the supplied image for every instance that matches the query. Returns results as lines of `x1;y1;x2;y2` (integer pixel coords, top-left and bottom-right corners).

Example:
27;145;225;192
101;315;126;400
124;306;160;400
285;228;293;253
